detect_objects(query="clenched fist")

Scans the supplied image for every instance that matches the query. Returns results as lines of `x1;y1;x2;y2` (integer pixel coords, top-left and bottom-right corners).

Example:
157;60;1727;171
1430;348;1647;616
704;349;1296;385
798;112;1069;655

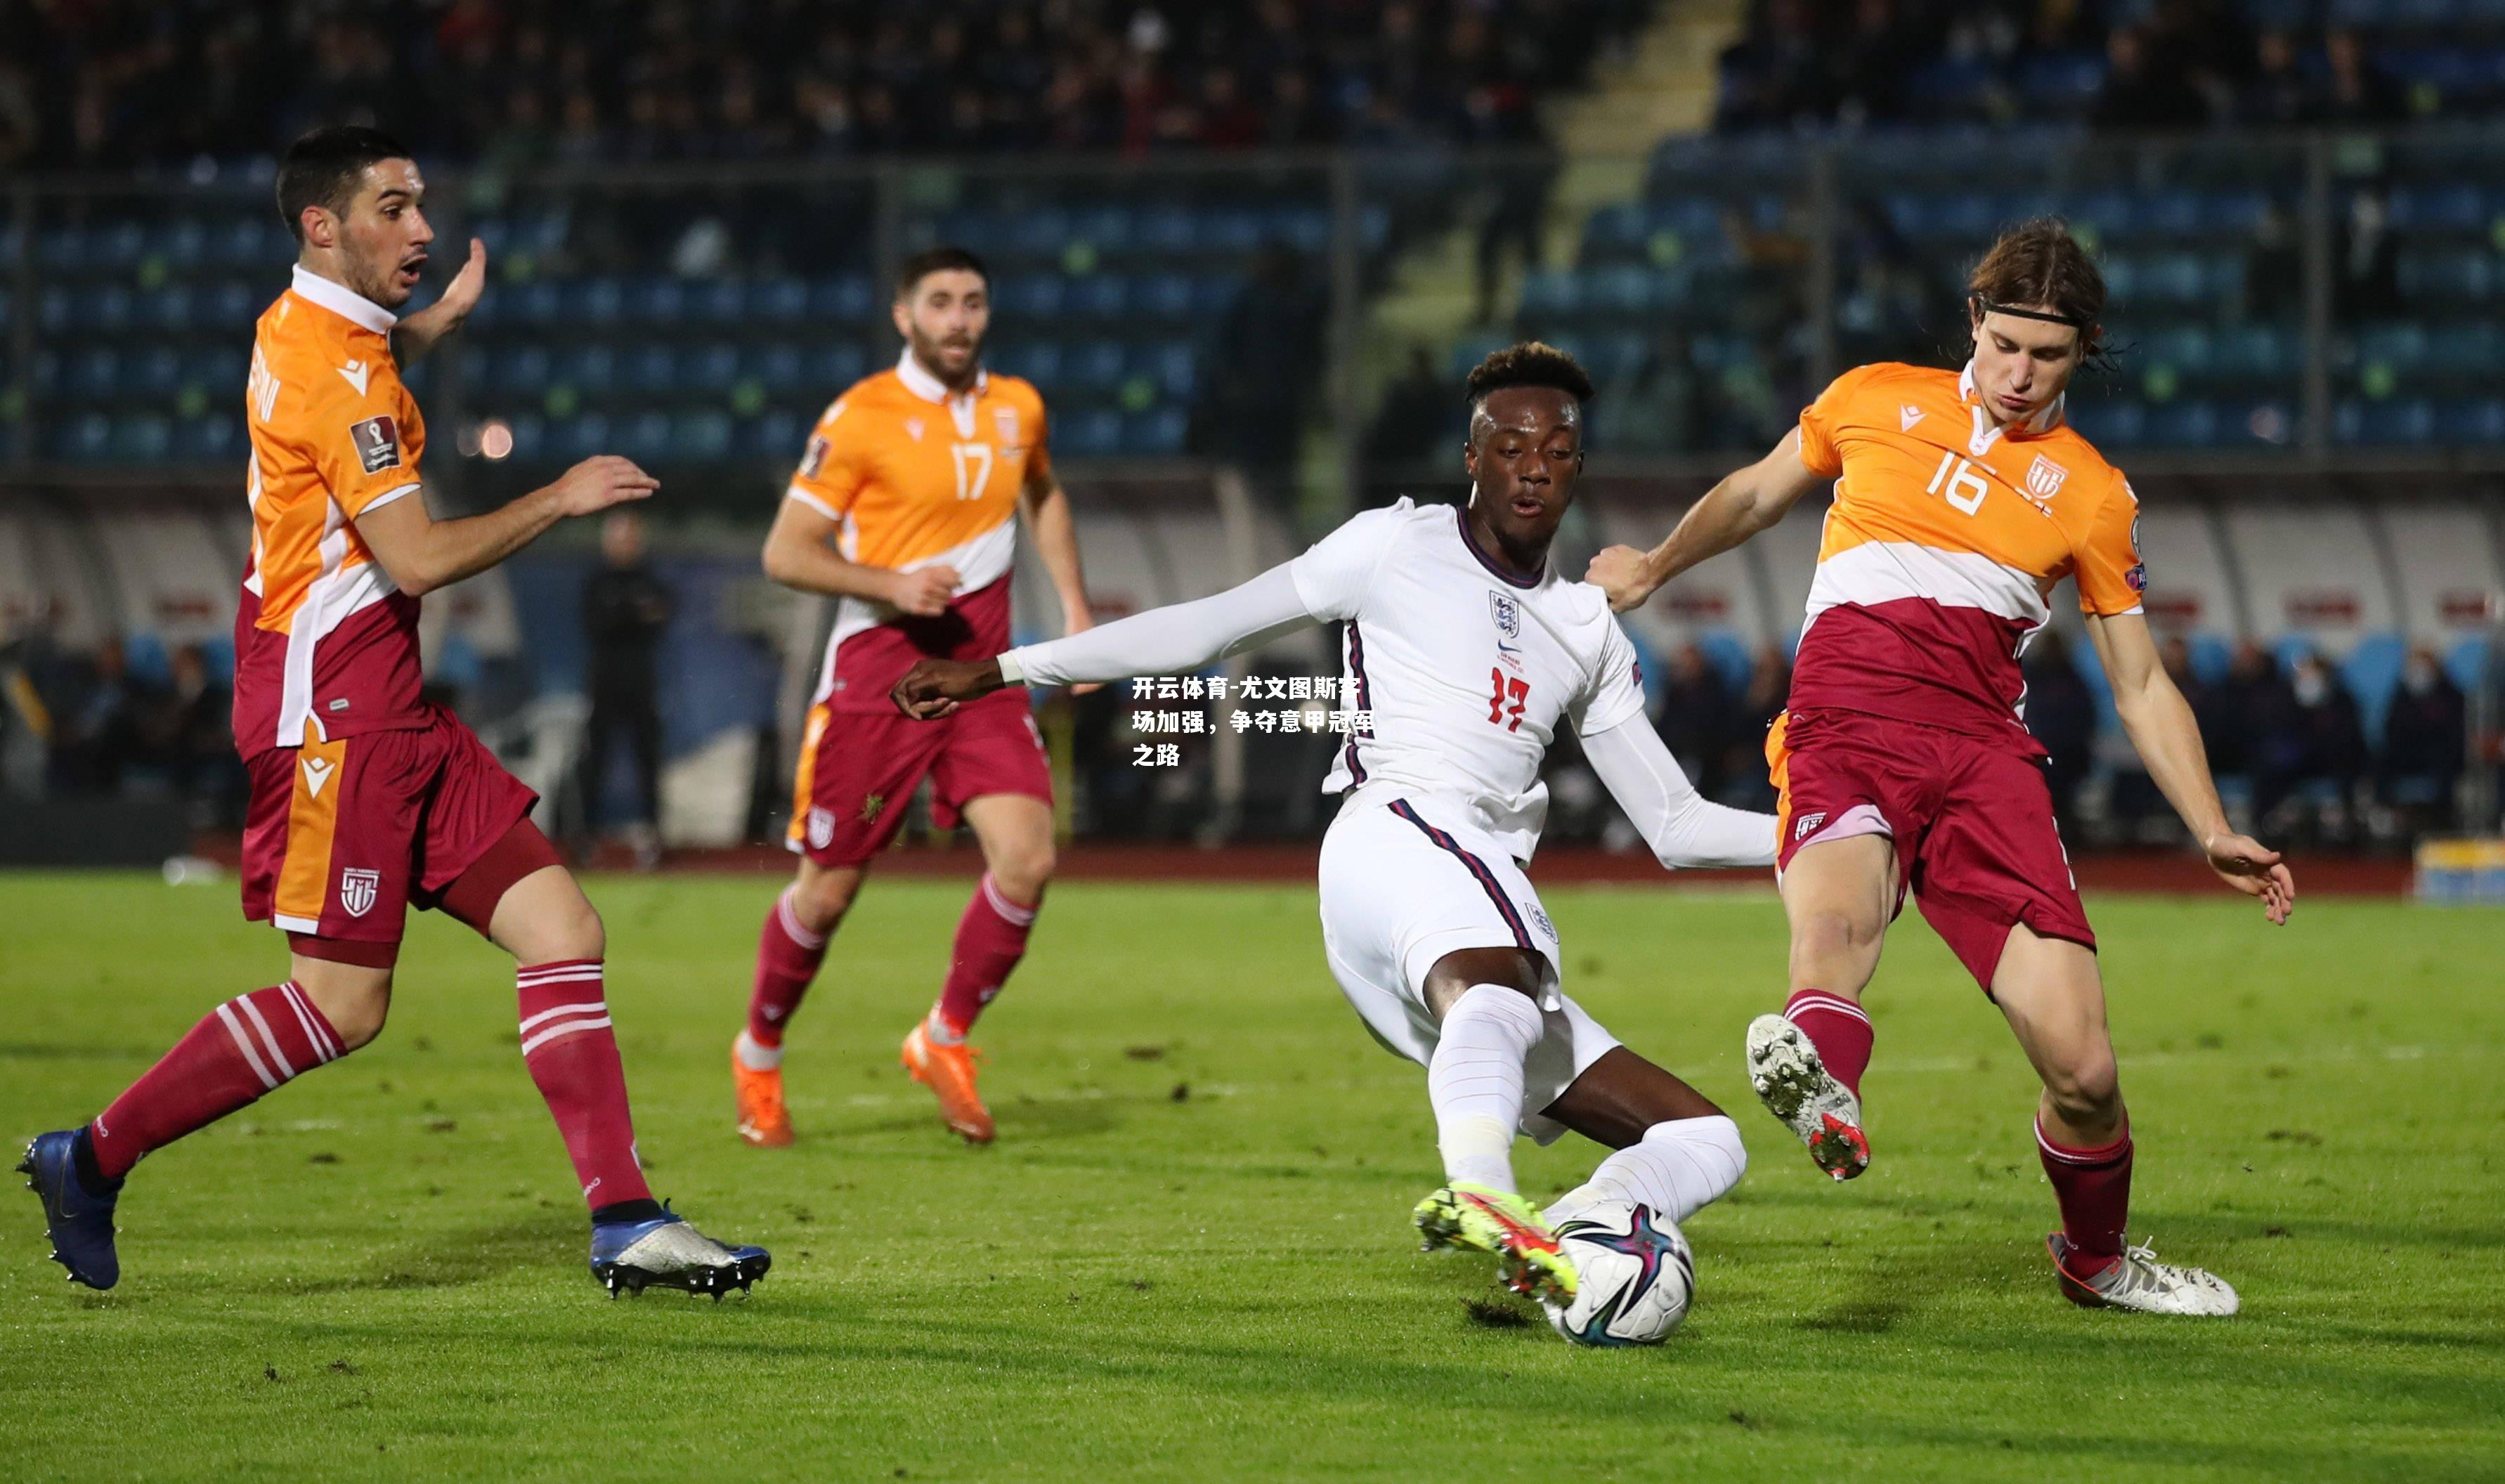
892;657;1006;720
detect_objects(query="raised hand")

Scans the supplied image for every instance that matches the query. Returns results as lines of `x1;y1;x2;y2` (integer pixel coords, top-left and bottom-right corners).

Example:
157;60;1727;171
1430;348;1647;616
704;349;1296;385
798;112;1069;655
436;237;488;326
2204;831;2295;925
887;565;962;617
546;455;659;516
1584;545;1656;613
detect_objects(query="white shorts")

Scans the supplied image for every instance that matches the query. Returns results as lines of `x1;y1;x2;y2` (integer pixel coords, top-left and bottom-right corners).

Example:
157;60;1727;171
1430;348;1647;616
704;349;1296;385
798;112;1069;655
1316;795;1621;1145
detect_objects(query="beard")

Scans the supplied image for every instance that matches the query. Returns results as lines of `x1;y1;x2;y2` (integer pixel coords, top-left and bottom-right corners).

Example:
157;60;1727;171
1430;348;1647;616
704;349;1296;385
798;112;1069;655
912;327;983;382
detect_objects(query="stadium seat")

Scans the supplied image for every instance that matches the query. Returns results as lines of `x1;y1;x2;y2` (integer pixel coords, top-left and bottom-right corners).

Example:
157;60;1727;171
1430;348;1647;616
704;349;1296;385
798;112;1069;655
2343;632;2407;748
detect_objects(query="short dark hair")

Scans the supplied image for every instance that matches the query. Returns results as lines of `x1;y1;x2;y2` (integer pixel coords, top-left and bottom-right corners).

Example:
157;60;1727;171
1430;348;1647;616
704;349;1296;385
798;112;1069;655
896;246;990;300
277;126;414;245
1464;341;1595;414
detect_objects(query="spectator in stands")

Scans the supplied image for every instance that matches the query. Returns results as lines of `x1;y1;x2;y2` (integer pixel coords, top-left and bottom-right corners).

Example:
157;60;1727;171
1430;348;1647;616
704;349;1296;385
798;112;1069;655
1715;0;1833;131
1653;642;1741;802
1601;327;1715;455
2319;29;2404;127
1197;245;1322;502
2377;644;2466;829
2092;27;2208;133
2218;639;2301;815
2335;184;2403;321
576;511;676;869
1365;346;1454;480
139;644;242;826
2275;646;2367;839
2024;627;2097;833
1726;642;1791;809
2239;31;2312;129
50;637;150;795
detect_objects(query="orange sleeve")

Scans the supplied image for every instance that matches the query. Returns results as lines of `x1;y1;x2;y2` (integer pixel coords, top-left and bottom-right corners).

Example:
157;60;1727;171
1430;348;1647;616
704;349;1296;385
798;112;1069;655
1795;365;1877;479
2074;474;2147;616
306;362;423;519
1024;391;1053;486
786;396;870;521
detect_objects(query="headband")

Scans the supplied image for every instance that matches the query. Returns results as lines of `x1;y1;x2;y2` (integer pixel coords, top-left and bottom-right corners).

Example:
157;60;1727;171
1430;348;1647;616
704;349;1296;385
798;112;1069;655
1972;295;2088;330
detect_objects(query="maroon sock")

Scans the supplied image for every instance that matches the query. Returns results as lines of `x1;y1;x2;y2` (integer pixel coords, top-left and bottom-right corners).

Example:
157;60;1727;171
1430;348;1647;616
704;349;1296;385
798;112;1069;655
932;874;1037;1038
1783;989;1874;1098
2038;1117;2134;1275
89;983;345;1180
745;887;830;1049
517;960;653;1211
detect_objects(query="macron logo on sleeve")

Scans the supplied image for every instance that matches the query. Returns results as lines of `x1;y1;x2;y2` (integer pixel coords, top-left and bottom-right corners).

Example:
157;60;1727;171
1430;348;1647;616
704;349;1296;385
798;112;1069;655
338;360;372;396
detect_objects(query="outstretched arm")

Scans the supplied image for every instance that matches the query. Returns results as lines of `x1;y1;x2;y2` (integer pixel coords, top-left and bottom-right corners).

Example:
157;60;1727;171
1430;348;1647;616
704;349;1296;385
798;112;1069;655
353;456;656;598
1580;717;1780;869
894;564;1318;719
1585;430;1825;613
2086;608;2294;924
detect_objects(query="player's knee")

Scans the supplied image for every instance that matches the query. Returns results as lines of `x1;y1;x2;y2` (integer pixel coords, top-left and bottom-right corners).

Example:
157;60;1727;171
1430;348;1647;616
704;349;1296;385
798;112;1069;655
2043;1051;2121;1124
317;978;393;1052
990;840;1055;903
554;899;606;963
792;868;861;932
1792;906;1881;969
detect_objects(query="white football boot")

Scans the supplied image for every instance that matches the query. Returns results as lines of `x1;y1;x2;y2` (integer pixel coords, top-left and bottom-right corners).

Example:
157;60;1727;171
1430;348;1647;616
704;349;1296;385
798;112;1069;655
2049;1234;2240;1316
1743;1013;1870;1180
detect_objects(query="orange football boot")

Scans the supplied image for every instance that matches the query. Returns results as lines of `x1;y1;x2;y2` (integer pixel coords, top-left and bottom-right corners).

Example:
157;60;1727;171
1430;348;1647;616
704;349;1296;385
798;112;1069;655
731;1039;793;1147
900;1017;994;1144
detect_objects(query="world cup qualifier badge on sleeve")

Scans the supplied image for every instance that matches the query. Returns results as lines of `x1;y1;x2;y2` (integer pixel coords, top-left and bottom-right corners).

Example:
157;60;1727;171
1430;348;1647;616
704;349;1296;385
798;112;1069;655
349;415;401;474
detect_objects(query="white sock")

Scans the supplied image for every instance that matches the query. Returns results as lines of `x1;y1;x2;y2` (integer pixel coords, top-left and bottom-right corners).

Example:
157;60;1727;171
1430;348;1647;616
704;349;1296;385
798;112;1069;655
1426;984;1546;1195
1547;1115;1748;1225
734;1029;783;1071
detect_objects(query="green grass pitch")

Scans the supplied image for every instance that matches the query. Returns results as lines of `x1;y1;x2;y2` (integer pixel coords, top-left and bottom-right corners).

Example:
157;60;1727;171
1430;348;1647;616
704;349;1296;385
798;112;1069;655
2;869;2500;1481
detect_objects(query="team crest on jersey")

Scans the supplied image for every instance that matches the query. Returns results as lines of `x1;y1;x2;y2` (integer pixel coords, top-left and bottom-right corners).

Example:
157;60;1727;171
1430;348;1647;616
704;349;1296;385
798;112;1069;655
994;405;1020;445
348;415;401;474
339;868;380;918
1795;812;1828;842
2025;455;2068;501
1488;592;1521;640
799;434;831;480
1528;905;1558;942
806;807;835;850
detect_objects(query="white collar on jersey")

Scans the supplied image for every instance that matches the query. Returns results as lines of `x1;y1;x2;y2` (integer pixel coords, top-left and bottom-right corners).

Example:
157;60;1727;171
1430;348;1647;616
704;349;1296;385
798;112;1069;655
895;346;987;406
289;265;398;334
1958;358;2064;436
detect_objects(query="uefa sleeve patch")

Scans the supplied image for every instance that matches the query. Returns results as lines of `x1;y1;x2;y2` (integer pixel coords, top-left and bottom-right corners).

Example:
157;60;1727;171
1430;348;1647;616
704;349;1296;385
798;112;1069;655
349;415;401;475
799;433;831;480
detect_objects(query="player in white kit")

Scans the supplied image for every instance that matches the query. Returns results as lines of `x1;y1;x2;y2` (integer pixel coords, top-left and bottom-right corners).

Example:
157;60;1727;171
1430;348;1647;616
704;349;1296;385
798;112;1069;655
894;345;1777;1312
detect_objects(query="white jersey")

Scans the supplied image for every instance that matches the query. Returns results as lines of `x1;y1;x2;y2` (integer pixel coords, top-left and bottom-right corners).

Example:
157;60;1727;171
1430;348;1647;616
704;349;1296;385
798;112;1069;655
1294;499;1646;861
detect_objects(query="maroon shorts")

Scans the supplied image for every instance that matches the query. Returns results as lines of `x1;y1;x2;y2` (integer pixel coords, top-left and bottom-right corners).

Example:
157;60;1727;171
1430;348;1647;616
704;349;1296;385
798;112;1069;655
1768;706;2093;989
786;691;1051;867
241;706;540;944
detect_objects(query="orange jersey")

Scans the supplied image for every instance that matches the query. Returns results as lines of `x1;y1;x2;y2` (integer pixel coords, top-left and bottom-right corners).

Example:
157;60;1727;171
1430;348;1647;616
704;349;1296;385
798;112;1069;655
231;267;429;757
786;351;1052;709
1788;361;2143;747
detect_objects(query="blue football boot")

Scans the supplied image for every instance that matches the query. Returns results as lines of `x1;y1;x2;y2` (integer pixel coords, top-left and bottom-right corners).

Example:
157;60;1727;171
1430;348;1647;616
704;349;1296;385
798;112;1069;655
589;1203;768;1300
18;1131;120;1291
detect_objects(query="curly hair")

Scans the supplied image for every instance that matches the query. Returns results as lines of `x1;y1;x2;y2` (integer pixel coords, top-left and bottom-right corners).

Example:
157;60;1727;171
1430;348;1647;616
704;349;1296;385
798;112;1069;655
1464;341;1596;415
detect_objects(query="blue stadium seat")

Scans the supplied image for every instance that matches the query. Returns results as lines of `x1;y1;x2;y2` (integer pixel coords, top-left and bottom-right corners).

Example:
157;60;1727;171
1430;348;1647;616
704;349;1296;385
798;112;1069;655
124;634;171;689
198;637;235;684
807;276;873;324
744;344;805;396
1133;341;1197;400
2386;183;2487;234
1070;205;1139;255
561;345;619;395
561;412;613;462
809;342;871;388
177;414;240;462
749;278;809;323
999;273;1067;320
55;412;112;461
1518;269;1583;319
1125;408;1188;455
2343;632;2407;748
131;346;181;399
2438;397;2505;441
2336;396;2439;443
70;347;119;403
690;280;745;325
2146;400;2222;445
2397;250;2496;304
2356;322;2431;370
204;281;257;325
110;414;172;462
684;342;740;394
628;278;685;325
2069;398;2148;446
748;410;807;462
1139;207;1197;255
1067;340;1126;390
1068;274;1128;320
566;278;625;325
505;414;548;463
490;345;553;399
1060;408;1122;457
1202;209;1263;254
670;410;734;461
1696;631;1753;693
625;345;678;395
1136;273;1195;323
2445;635;2488;694
994;341;1061;384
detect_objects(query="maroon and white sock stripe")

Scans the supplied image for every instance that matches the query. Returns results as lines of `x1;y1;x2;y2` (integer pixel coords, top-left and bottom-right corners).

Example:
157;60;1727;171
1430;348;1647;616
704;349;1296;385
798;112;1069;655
773;886;829;951
214;982;337;1090
2035;1117;2131;1167
1784;990;1872;1028
978;873;1039;928
517;961;611;1057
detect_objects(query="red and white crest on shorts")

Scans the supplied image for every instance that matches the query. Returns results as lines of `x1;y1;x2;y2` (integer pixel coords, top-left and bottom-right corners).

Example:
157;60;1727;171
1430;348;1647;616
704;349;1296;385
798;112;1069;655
2025;454;2068;500
339;867;379;918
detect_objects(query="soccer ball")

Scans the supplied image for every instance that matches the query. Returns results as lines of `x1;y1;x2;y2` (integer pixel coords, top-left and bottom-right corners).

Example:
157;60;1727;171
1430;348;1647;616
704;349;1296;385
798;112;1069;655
1542;1200;1694;1346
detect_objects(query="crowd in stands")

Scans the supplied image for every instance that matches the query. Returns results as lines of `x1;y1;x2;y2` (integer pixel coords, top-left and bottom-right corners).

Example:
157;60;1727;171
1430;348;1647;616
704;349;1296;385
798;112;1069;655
1;613;244;830
1715;0;2482;133
0;0;1650;172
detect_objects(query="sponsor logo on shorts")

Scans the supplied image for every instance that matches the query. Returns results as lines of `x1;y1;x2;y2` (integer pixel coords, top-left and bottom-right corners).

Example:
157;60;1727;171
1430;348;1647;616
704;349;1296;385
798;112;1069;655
806;808;835;850
1488;591;1521;640
859;792;885;824
339;868;380;918
348;415;401;474
1528;904;1558;942
1795;811;1828;842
